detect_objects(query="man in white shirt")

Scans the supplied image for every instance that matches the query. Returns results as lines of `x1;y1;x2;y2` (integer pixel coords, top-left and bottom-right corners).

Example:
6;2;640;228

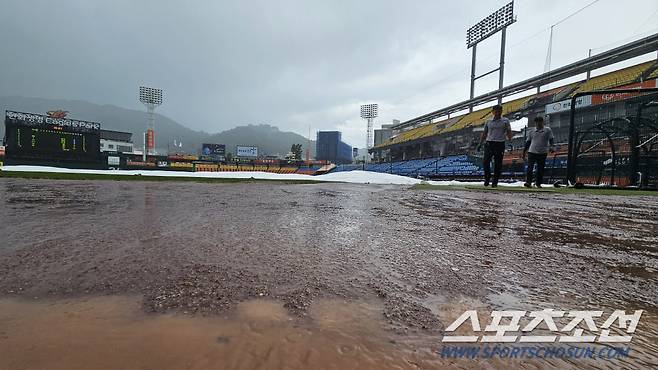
478;105;512;187
523;116;555;188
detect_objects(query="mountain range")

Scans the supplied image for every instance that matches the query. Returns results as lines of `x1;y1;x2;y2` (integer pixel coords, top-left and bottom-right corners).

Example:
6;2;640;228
0;96;315;157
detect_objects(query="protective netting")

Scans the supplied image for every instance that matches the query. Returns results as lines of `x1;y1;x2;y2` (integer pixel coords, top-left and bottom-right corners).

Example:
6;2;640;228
568;90;658;188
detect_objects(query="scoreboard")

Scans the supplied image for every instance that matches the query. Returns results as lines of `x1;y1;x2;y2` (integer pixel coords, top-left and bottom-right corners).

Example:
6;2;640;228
4;110;101;162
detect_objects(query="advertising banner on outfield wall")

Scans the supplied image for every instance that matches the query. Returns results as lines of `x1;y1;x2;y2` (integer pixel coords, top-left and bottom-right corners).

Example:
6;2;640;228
236;145;258;157
107;156;120;166
202;143;226;159
591;79;658;105
201;144;226;157
545;96;592;114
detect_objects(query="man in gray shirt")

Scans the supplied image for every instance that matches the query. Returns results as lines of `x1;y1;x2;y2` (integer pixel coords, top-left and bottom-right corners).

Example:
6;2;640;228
478;105;512;187
523;116;555;188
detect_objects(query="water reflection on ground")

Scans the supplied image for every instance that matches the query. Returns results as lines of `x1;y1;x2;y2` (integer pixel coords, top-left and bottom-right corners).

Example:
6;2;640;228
0;178;657;369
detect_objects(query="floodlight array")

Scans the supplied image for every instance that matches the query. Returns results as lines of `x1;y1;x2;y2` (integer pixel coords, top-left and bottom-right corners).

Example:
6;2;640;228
139;86;163;105
360;104;379;119
466;1;515;48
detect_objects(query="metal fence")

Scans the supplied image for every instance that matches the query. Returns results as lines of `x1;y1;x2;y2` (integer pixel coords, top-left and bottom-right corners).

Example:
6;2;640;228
567;89;658;189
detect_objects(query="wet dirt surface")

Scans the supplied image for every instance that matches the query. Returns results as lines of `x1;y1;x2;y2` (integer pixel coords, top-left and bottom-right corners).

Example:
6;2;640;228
1;295;428;370
1;178;657;369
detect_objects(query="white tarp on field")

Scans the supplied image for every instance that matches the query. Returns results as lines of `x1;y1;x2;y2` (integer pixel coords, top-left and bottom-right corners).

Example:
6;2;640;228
0;166;524;187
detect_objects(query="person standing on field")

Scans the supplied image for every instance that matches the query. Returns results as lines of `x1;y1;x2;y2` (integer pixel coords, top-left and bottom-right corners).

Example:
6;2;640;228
478;105;512;187
523;116;555;188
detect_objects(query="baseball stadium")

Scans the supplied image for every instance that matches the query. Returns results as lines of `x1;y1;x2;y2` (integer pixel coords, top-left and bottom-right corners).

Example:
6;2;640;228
1;2;658;370
5;49;658;188
339;46;658;189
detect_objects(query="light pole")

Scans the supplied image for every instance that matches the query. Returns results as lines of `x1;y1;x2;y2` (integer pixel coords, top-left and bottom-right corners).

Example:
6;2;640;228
466;1;516;110
139;86;163;157
361;103;378;162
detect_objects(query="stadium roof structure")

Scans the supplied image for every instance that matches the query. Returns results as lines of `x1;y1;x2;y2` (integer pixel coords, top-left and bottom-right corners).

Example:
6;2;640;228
393;32;658;131
375;58;658;150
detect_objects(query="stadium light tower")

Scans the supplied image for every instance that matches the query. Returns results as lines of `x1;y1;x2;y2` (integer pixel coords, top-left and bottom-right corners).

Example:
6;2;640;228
361;103;378;162
466;1;516;110
139;86;163;156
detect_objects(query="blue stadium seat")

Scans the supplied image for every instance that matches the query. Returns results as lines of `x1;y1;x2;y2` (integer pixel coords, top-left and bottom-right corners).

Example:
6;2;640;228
329;154;484;178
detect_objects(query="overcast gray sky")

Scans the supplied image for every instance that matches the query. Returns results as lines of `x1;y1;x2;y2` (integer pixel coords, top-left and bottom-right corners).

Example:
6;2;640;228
2;0;658;147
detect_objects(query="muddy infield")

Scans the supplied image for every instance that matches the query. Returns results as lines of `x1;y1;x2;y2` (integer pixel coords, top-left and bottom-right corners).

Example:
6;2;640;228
0;178;657;369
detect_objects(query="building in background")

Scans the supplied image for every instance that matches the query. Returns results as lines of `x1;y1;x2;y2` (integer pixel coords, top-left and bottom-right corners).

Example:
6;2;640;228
316;131;353;164
372;121;398;162
374;122;397;147
100;130;133;153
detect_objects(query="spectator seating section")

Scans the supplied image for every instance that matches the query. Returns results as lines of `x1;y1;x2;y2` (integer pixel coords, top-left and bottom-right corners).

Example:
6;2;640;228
649;67;658;80
332;164;363;172
333;155;484;178
296;165;323;175
573;61;654;94
374;61;657;151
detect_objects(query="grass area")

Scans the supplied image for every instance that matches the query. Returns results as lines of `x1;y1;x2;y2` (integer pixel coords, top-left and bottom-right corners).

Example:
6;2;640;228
413;183;658;196
0;170;324;185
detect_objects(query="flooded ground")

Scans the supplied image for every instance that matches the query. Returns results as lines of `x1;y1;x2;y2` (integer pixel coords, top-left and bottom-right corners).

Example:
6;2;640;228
0;178;657;369
1;295;426;370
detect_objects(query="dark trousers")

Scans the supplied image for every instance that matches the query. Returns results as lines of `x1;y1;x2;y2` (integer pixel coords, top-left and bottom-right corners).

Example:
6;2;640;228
526;152;547;185
483;141;505;185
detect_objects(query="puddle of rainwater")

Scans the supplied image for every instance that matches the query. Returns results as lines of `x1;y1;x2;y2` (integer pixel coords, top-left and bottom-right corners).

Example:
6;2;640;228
0;295;441;370
1;295;656;370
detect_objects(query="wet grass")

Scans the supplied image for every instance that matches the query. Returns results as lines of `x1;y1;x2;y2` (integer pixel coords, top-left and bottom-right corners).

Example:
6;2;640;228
413;183;658;196
0;170;324;185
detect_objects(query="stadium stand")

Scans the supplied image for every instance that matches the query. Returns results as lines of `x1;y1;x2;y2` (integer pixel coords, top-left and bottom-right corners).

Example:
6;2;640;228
648;66;658;79
332;164;363;172
539;82;578;99
374;61;658;154
196;164;219;172
392;158;437;176
572;61;654;93
442;109;490;134
434;117;460;129
501;95;532;115
430;155;483;177
220;164;239;171
333;154;487;178
385;122;438;146
277;167;298;174
296;164;324;175
435;95;532;135
332;152;572;181
364;162;392;172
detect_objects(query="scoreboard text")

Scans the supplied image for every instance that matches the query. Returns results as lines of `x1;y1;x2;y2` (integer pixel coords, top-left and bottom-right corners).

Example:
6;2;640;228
4;110;101;162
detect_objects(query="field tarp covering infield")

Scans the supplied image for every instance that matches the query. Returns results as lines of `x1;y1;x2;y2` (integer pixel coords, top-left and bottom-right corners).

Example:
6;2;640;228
0;165;525;187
